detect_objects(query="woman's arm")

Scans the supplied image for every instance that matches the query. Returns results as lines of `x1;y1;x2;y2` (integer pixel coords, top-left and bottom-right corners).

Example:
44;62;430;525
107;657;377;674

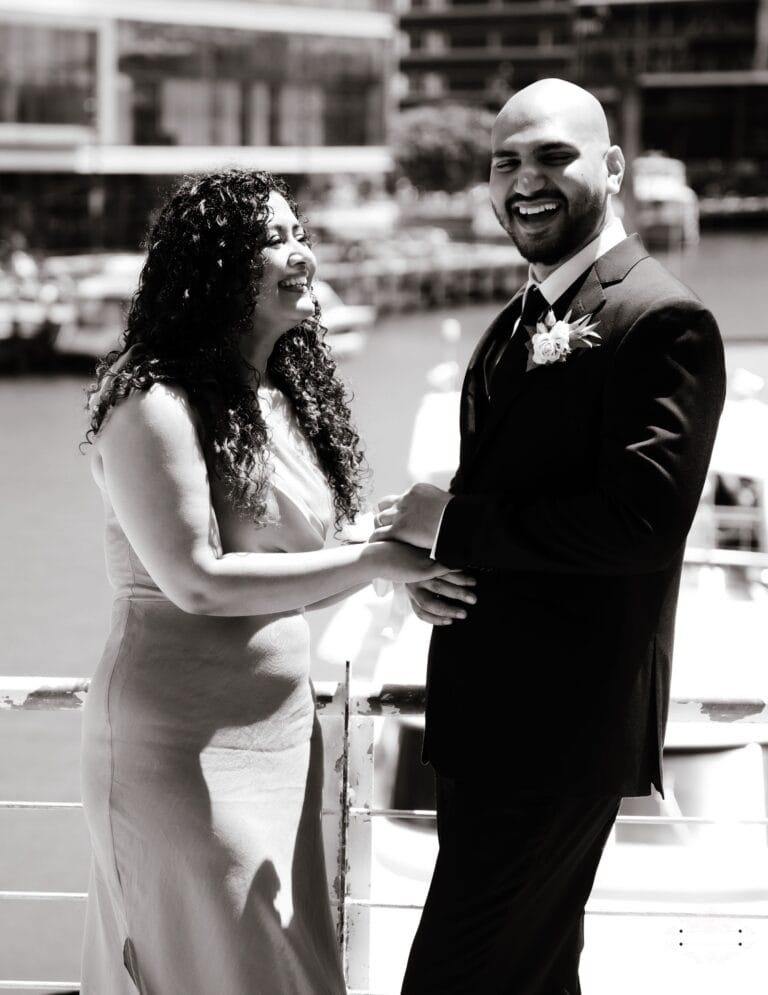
96;383;445;616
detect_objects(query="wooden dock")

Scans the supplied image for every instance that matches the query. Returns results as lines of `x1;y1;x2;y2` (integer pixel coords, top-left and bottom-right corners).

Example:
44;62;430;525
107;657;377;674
319;243;527;314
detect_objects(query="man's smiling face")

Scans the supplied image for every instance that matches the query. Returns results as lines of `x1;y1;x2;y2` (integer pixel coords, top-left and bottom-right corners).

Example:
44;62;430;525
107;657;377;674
489;83;624;271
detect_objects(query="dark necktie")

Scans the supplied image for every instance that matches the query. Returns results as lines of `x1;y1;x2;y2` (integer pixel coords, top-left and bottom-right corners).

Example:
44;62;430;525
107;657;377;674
519;283;547;332
484;284;547;398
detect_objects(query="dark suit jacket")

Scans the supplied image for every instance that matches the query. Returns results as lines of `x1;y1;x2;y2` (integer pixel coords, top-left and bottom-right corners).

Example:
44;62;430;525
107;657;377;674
426;234;726;797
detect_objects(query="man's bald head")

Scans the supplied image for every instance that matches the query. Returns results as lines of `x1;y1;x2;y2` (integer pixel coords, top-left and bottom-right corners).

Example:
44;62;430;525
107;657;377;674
493;79;611;153
488;78;624;272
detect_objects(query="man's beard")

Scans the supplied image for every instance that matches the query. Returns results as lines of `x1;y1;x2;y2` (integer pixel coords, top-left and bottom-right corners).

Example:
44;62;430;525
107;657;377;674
494;191;606;266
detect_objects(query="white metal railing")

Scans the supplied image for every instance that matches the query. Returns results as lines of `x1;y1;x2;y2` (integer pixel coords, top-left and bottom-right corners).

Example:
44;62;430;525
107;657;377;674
3;551;768;992
3;675;768;992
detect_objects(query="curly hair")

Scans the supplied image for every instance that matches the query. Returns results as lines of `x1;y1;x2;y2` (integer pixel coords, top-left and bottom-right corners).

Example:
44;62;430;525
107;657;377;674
85;169;366;529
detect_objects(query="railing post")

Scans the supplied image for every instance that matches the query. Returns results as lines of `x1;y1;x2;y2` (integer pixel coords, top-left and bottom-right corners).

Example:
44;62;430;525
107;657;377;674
317;675;348;949
344;676;375;993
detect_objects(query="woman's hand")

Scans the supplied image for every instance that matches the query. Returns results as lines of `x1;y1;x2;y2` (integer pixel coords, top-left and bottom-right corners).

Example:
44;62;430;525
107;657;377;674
371;484;450;549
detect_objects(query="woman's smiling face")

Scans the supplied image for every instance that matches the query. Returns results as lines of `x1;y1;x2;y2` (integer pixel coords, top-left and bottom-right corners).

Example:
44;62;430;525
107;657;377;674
251;191;317;342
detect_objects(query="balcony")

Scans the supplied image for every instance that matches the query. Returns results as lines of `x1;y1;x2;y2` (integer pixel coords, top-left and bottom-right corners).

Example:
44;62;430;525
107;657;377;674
401;0;573;24
401;42;574;66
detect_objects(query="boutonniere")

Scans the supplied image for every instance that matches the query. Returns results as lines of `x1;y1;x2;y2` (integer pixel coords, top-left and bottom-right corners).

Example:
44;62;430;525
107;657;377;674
525;309;601;372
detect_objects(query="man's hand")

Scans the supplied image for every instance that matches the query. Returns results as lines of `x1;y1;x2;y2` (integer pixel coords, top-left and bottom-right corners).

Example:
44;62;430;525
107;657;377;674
406;573;477;625
372;483;451;550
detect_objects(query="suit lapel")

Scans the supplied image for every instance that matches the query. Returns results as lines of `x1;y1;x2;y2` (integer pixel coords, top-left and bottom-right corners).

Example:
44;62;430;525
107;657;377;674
459;289;524;448
556;265;605;324
594;232;648;286
457;234;649;482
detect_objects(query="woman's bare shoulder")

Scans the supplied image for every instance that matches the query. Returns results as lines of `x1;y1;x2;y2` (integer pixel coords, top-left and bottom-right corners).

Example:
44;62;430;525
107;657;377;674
96;381;197;452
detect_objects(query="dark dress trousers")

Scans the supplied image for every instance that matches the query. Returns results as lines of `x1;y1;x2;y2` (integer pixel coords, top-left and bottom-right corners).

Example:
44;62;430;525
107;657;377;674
402;235;726;994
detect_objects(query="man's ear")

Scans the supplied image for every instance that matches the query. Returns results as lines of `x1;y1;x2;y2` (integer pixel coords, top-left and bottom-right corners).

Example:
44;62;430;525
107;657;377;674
605;145;625;196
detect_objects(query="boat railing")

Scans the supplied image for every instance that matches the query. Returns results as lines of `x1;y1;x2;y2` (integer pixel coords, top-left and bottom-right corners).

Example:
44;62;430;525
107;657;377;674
2;548;768;993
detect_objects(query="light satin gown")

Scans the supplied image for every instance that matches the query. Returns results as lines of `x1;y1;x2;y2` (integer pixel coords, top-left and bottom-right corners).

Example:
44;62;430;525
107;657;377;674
80;386;346;995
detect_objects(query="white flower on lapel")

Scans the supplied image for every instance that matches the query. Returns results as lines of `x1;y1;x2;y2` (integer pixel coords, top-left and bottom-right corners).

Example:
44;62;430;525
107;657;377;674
525;309;601;372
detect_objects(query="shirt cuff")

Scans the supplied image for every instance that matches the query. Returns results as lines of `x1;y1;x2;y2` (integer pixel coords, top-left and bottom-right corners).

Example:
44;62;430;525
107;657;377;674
429;504;450;560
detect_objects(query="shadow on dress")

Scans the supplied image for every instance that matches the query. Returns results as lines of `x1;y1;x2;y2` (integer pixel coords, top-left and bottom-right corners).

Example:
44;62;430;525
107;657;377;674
236;714;345;994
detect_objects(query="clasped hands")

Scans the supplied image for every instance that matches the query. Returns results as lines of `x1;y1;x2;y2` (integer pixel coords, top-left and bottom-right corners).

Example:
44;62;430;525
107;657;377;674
371;483;476;625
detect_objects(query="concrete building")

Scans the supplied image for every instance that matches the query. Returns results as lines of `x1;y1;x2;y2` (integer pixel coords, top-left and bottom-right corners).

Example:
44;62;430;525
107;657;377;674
398;0;768;198
0;0;396;249
399;0;575;107
574;0;768;199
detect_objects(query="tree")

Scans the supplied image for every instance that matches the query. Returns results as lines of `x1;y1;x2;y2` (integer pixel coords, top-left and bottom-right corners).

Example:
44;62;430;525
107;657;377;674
391;103;496;194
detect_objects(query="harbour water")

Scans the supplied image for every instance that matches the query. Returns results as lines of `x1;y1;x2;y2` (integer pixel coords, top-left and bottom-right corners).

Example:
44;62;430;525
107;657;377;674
2;230;768;990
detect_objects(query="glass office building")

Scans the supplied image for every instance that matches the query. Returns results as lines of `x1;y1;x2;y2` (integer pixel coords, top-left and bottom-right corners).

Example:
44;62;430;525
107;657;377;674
0;0;394;249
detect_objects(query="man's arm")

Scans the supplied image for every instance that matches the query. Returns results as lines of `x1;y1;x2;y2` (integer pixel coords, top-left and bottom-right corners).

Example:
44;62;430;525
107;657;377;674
435;302;725;575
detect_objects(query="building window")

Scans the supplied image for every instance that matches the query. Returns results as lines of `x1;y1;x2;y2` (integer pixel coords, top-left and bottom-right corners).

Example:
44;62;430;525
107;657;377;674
278;84;325;146
424;30;446;53
424;72;445;96
575;1;755;78
117;21;387;147
246;82;271;146
0;23;96;126
448;30;489;49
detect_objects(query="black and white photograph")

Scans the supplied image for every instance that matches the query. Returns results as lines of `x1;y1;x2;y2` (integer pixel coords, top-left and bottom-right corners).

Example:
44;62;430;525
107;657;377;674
1;1;768;993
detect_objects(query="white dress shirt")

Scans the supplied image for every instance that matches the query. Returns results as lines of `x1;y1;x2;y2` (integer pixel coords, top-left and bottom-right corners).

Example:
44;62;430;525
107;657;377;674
530;213;627;310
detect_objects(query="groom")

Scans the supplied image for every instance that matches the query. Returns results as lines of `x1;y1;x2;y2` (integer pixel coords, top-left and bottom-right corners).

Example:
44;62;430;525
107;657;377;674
374;79;725;993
